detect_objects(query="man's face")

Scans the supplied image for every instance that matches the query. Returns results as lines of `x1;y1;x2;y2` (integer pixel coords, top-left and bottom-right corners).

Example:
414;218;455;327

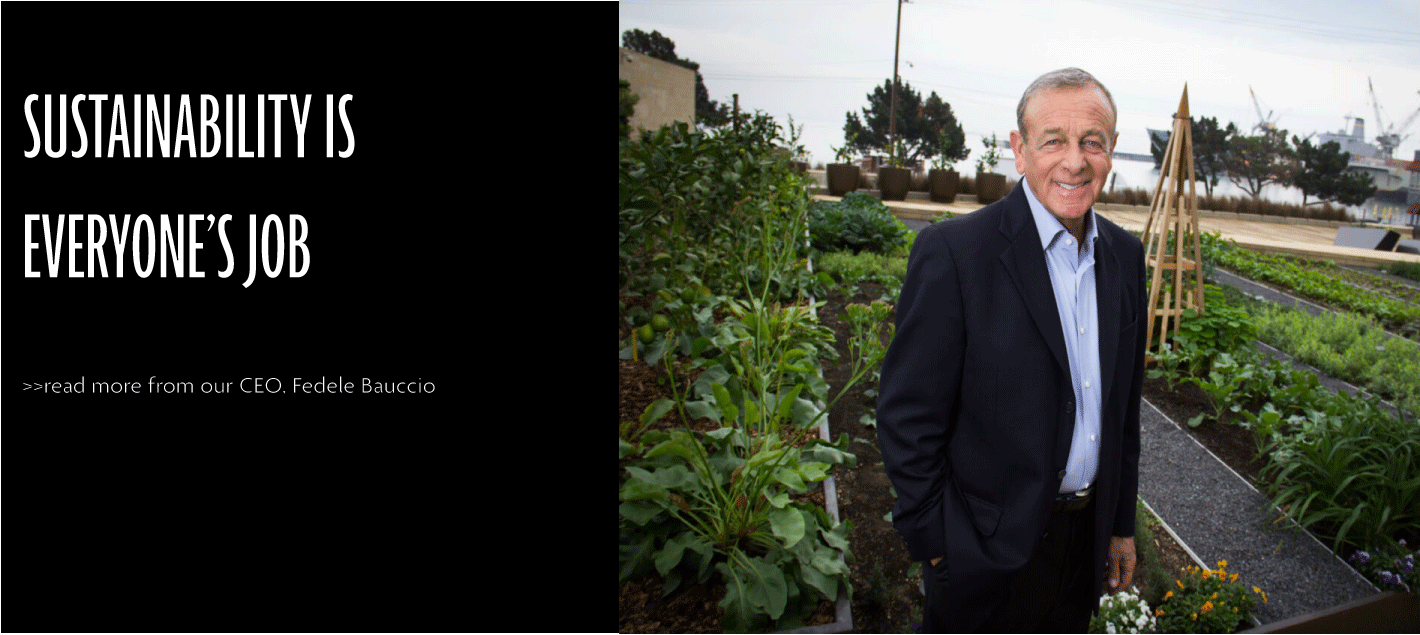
1009;86;1118;224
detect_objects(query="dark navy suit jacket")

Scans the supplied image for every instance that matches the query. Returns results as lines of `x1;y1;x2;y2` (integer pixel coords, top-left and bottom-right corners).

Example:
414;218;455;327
876;182;1146;629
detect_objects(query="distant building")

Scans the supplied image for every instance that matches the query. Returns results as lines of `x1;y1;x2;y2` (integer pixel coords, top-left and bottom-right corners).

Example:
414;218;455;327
619;48;695;140
1316;119;1419;224
1357;148;1420;225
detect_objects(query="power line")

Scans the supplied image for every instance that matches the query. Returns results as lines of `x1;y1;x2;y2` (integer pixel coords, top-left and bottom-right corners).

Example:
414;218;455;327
1083;0;1420;46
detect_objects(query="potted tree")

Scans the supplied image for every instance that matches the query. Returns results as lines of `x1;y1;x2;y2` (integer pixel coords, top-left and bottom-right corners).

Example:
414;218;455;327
826;132;861;197
928;129;969;203
877;139;911;201
975;133;1007;203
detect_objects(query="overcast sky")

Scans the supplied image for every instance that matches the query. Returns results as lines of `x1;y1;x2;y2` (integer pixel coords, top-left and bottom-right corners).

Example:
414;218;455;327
618;0;1420;172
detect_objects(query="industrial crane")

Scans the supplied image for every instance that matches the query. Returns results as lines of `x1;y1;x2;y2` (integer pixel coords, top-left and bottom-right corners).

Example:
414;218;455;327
1249;86;1278;134
1367;78;1420;159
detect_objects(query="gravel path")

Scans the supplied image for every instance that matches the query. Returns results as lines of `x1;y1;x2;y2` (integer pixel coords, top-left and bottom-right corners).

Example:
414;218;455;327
1137;399;1378;626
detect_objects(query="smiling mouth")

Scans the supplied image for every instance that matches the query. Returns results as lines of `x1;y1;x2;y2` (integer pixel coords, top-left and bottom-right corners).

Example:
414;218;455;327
1056;180;1089;191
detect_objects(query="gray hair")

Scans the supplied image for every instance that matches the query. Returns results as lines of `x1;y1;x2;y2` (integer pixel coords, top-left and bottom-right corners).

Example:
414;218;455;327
1015;68;1117;144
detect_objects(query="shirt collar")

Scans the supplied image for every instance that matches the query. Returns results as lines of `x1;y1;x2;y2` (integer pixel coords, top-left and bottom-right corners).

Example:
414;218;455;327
1022;177;1098;252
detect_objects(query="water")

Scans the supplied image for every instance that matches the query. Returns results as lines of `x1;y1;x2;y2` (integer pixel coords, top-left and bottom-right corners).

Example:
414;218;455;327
932;152;1366;218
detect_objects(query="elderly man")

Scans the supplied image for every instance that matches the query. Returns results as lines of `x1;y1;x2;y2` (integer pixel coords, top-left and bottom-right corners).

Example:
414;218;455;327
876;67;1146;632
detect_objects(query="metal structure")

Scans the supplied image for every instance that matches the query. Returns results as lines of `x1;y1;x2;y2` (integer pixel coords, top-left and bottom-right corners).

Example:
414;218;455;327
1249;86;1278;134
1142;85;1206;359
1367;78;1420;159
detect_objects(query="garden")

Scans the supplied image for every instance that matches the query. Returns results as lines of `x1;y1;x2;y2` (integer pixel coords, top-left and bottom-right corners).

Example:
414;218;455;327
618;113;1419;634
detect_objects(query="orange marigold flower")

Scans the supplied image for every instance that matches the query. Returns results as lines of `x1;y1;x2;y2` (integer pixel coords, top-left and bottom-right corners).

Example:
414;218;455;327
1231;572;1239;583
1176;580;1185;589
1218;560;1227;569
1202;601;1214;613
1202;569;1211;579
1191;613;1198;621
1164;590;1173;600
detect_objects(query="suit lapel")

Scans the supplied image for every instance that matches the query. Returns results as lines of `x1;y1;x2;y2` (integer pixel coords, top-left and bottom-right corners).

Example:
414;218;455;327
1095;226;1121;407
997;187;1069;376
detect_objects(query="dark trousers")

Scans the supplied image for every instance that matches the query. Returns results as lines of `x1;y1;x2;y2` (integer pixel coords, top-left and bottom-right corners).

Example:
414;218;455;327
922;500;1096;633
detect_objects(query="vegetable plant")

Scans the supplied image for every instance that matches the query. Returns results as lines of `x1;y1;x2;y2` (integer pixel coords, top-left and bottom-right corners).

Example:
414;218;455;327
808;192;909;255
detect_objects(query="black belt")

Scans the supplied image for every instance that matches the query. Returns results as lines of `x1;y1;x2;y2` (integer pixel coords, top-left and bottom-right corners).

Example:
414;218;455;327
1053;483;1094;513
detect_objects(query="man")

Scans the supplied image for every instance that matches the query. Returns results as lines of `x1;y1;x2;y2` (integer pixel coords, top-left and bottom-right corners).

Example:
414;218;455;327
876;68;1146;633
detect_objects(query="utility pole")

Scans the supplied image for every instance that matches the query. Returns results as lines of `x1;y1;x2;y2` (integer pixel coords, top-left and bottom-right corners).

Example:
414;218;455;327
889;0;904;167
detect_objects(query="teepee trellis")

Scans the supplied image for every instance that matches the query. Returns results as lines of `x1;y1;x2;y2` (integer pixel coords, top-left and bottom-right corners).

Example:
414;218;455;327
1142;85;1205;360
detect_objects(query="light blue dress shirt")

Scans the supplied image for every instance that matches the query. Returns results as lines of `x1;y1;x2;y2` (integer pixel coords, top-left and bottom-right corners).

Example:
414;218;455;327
1021;179;1102;494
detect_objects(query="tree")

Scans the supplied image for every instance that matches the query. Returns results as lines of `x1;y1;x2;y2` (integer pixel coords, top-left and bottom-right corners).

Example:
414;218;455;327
842;79;969;167
1192;117;1236;199
1149;116;1236;198
1225;129;1295;199
619;79;639;140
621;29;731;128
1292;136;1377;207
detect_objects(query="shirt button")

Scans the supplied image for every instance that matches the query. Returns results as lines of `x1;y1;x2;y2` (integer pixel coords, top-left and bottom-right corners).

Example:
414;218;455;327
1084;380;1091;389
1066;238;1074;246
1091;434;1097;442
1079;327;1086;335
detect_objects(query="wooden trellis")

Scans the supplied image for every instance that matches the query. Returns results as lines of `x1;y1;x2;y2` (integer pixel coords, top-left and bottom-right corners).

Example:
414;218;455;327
1142;85;1205;360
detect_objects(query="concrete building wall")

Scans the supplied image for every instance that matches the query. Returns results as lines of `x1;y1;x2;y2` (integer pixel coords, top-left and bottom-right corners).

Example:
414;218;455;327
619;48;695;139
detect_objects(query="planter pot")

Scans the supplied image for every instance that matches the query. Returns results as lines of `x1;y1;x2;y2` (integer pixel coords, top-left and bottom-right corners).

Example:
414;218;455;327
878;166;911;201
826;163;860;197
928;169;959;203
976;172;1007;203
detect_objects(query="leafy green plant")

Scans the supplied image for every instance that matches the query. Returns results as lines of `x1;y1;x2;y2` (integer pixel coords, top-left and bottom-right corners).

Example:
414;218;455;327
619;114;814;301
1252;304;1420;413
1211;243;1420;338
1155;561;1262;634
619;426;856;632
807;192;909;255
1171;285;1258;378
831;131;858;164
841;301;895;428
813;250;908;288
1258;392;1420;554
975;133;1001;174
1184;353;1253;427
619;110;866;632
1146;341;1188;392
